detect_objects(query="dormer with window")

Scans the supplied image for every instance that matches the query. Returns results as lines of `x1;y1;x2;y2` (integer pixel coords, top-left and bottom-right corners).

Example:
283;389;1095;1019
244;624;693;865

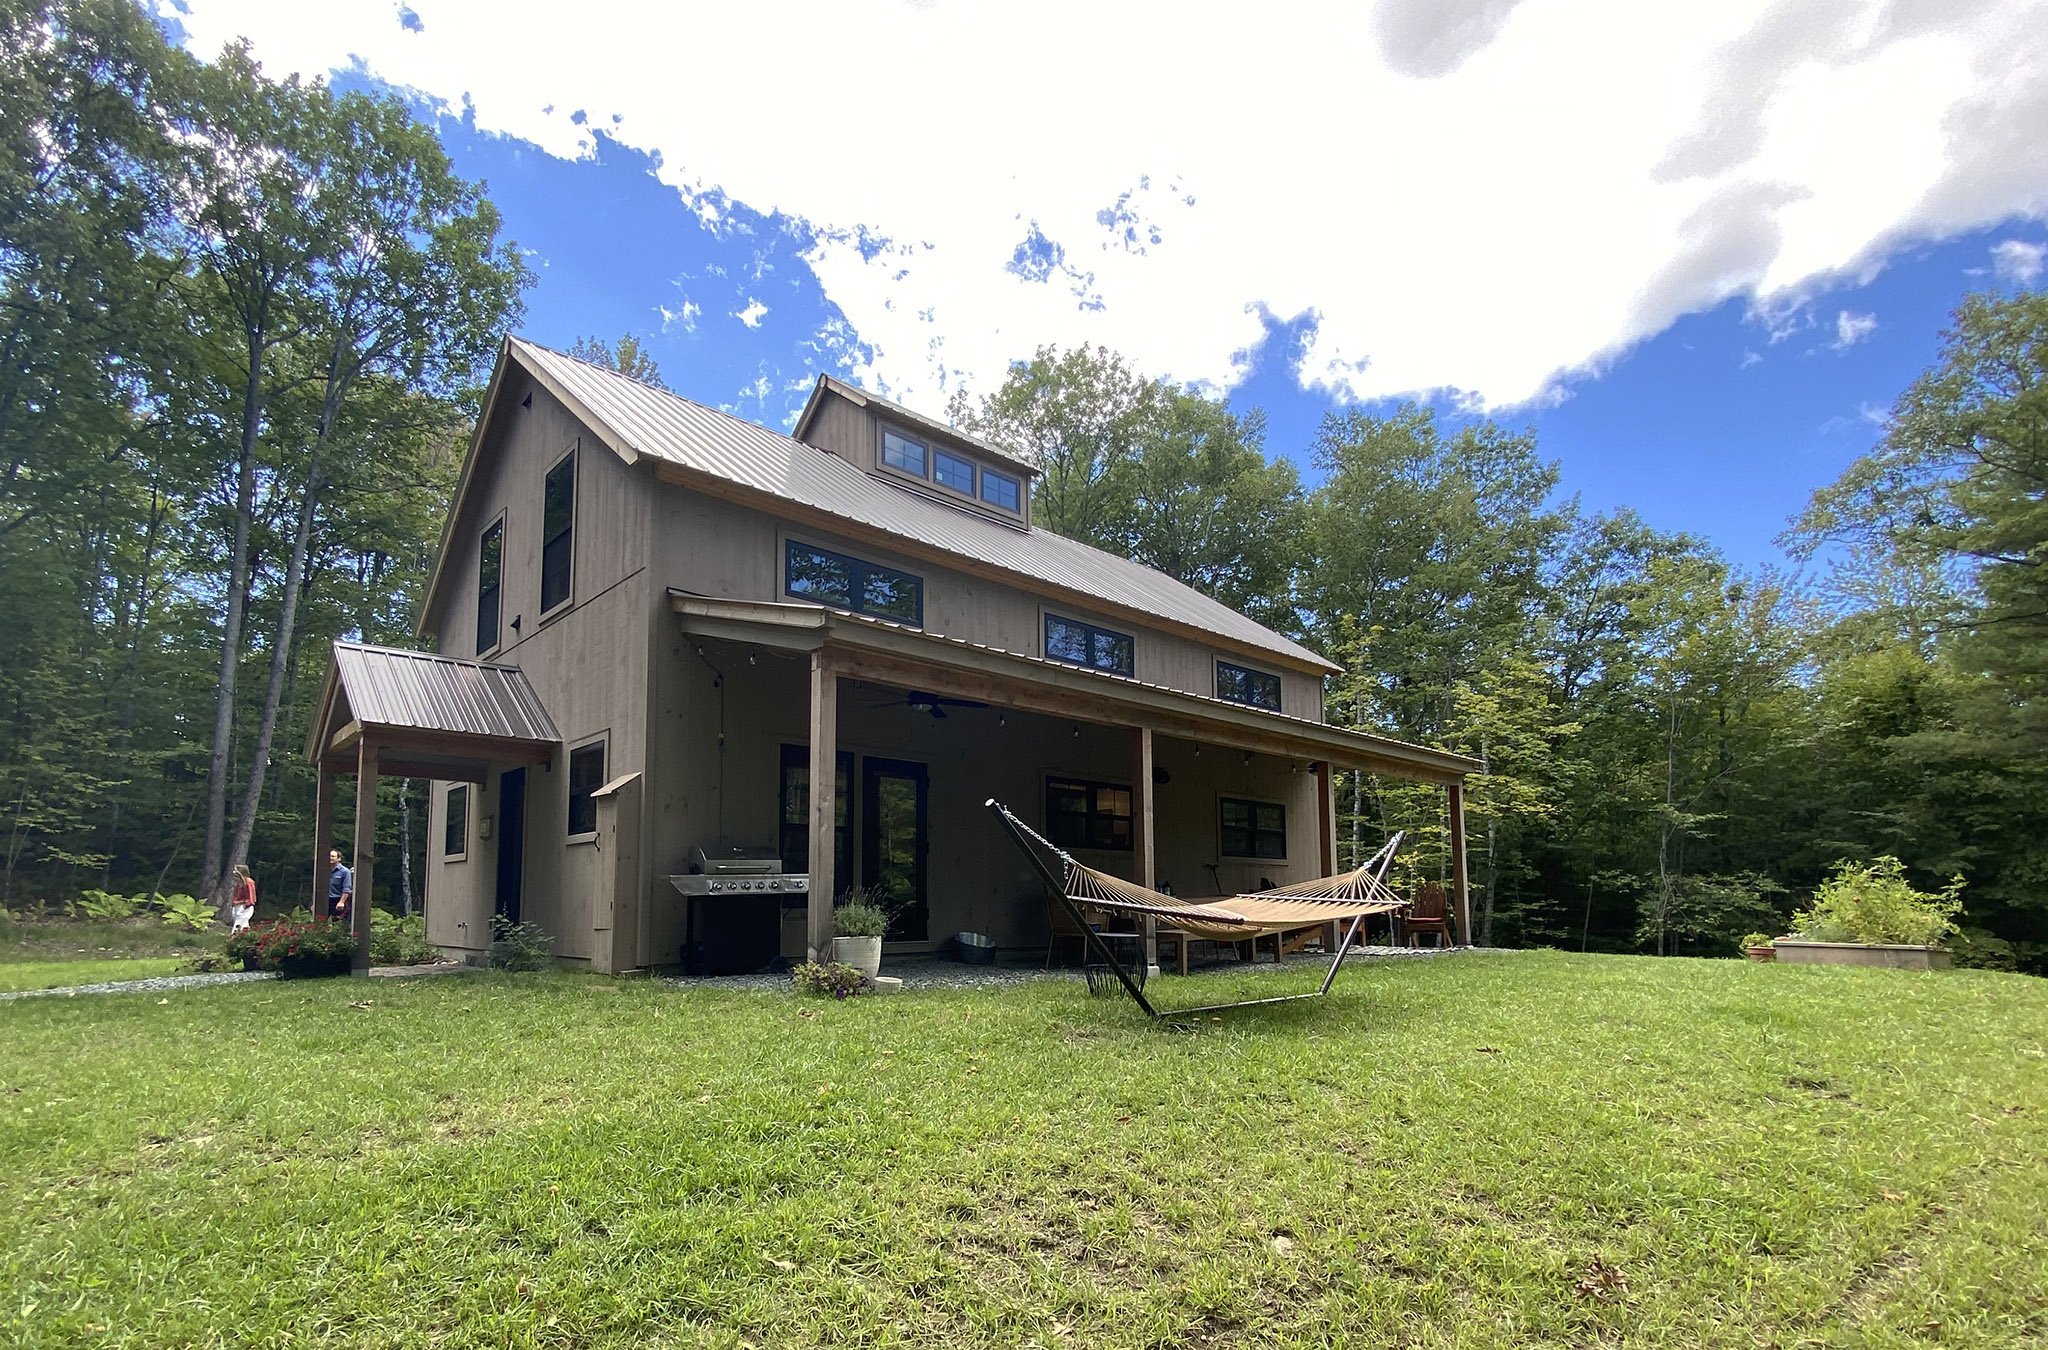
792;374;1037;530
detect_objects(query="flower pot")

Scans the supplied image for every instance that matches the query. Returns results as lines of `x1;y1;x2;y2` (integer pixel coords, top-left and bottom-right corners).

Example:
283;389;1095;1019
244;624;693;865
1772;940;1952;971
1744;945;1776;962
832;935;882;978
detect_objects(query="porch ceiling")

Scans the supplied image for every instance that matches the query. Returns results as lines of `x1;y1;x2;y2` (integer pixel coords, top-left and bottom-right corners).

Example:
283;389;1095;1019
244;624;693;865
670;593;1482;785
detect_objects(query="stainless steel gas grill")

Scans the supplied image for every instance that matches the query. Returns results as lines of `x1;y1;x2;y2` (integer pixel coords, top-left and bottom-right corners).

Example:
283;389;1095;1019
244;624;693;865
669;847;810;974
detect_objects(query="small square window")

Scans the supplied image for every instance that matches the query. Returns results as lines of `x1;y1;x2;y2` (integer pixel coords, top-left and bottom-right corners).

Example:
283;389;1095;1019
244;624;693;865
1045;778;1132;852
1221;797;1287;859
981;469;1021;513
933;448;975;494
882;429;927;478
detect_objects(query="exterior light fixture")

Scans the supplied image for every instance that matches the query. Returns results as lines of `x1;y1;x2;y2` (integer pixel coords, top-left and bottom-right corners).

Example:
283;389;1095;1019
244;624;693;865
1071;724;1079;738
748;651;758;666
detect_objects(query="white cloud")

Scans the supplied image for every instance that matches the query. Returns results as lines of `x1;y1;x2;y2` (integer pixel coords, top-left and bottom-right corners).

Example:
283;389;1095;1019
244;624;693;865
1831;310;1879;349
1992;238;2047;283
170;0;2048;412
734;298;769;329
1738;348;1763;369
658;298;700;334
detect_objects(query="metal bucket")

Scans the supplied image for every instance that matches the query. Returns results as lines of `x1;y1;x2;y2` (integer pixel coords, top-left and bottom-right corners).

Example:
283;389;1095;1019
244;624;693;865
953;931;997;965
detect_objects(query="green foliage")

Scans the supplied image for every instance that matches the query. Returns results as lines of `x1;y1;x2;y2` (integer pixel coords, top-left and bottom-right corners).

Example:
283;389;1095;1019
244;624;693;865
1739;932;1777;951
566;333;669;390
831;899;894;939
249;917;356;976
222;924;263;970
1949;927;2018;972
68;890;142;921
791;960;872;998
1791;857;1963;948
488;916;553;971
156;893;214;932
177;951;238;974
371;910;437;966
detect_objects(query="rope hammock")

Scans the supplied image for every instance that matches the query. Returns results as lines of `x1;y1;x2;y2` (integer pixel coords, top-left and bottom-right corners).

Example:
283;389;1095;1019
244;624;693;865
985;798;1407;1018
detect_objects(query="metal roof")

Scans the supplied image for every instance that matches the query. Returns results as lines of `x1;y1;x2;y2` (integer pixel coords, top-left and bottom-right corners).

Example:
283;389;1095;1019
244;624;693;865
316;642;560;753
508;337;1338;674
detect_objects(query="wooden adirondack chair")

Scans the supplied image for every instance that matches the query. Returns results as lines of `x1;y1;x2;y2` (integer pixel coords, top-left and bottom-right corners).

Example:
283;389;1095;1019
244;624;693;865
1402;881;1451;947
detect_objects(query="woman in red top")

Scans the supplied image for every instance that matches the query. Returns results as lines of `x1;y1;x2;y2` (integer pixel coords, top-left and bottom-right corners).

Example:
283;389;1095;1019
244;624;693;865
228;863;257;932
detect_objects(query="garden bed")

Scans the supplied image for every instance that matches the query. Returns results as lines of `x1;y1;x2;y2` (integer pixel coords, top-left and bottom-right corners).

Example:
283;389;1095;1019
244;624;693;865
1774;940;1954;970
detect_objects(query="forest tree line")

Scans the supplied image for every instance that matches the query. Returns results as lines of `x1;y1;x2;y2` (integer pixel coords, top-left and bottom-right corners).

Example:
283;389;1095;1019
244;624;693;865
5;1;2043;969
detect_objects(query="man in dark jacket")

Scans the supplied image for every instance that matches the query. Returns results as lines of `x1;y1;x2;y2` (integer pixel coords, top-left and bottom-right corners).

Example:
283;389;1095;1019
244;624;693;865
327;847;354;923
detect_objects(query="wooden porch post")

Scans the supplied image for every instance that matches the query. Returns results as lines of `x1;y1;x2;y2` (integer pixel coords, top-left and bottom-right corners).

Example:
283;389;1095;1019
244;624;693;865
353;739;378;973
313;767;336;917
807;651;838;963
1447;778;1473;948
1317;761;1338;951
1131;725;1158;977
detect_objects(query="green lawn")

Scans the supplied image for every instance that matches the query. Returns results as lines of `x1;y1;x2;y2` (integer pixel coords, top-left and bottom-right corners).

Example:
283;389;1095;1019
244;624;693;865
0;957;186;993
3;953;2043;1349
0;914;212;963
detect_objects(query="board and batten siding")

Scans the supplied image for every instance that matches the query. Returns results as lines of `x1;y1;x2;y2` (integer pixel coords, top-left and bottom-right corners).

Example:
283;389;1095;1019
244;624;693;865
423;369;659;962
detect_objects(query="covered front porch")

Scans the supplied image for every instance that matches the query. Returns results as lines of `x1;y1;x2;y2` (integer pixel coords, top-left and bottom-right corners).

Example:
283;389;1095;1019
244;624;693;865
667;595;1481;974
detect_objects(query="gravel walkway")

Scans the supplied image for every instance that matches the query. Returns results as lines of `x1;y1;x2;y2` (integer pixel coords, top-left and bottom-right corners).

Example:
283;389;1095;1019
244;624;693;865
0;970;276;1001
666;942;1468;994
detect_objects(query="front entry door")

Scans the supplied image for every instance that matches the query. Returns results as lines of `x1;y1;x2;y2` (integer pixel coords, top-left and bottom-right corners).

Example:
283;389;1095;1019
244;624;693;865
495;767;526;924
861;757;928;942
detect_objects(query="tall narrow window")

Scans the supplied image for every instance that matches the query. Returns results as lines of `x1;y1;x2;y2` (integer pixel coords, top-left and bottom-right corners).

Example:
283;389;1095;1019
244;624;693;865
567;740;606;837
541;448;575;614
477;520;503;654
779;744;854;881
1216;660;1282;711
443;785;469;859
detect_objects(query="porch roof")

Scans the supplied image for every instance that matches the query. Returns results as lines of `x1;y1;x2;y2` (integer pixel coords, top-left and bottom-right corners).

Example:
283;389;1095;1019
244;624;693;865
303;641;560;782
669;593;1483;785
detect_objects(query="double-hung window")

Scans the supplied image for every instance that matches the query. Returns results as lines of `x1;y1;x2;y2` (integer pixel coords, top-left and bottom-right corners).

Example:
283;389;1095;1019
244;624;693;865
784;540;923;625
541;448;575;615
1216;660;1282;711
1220;797;1287;859
1044;614;1134;677
477;520;503;654
1045;778;1133;851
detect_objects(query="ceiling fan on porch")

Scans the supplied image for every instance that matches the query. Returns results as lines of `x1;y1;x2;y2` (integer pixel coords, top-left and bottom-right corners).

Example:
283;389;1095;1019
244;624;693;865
871;689;990;719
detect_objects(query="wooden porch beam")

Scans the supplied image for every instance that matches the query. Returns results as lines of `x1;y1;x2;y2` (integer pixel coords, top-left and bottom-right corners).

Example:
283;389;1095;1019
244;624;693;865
313;767;336;918
1132;726;1158;978
321;756;489;784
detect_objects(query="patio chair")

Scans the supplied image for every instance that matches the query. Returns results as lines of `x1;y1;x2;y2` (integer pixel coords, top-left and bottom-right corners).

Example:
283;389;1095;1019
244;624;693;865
1403;882;1451;947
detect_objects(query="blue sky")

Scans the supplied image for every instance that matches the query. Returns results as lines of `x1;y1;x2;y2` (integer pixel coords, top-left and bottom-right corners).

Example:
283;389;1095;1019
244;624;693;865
416;106;2045;573
174;1;2048;574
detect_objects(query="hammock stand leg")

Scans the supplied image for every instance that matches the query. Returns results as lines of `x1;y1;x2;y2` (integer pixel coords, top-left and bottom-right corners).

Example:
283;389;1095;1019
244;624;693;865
989;802;1156;1017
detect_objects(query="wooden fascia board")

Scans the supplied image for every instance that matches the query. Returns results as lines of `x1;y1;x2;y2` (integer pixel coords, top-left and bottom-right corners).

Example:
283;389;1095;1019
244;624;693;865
650;459;1338;678
820;638;1473;784
324;755;490;783
304;657;350;762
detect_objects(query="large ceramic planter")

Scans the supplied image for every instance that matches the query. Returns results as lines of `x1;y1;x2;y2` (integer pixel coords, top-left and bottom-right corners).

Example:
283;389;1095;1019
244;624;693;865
1744;945;1776;963
1773;940;1952;971
832;936;882;978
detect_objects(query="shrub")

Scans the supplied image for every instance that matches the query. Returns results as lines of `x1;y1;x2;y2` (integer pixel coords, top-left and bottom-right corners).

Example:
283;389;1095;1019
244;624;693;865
792;960;871;999
178;952;238;974
371;910;437;966
1948;926;2017;971
157;893;215;932
69;890;141;921
1791;857;1962;948
249;917;357;977
223;925;264;970
489;916;553;971
1739;932;1776;951
833;886;899;939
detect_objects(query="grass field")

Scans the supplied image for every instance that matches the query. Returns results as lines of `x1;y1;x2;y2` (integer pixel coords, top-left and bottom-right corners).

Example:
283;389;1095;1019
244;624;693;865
0;957;186;993
0;914;212;963
3;951;2044;1348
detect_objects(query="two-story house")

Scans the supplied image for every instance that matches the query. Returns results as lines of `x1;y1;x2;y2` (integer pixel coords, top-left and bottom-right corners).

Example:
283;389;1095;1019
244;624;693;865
305;337;1480;972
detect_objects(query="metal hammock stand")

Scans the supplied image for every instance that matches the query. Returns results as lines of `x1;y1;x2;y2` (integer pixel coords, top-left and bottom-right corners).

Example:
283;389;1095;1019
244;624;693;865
986;798;1406;1020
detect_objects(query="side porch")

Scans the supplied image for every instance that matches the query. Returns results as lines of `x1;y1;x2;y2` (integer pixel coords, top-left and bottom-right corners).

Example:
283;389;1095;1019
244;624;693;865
666;595;1481;973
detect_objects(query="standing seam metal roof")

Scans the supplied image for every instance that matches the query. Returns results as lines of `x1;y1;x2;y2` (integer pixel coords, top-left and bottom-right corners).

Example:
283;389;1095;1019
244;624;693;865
330;642;560;744
509;337;1336;673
